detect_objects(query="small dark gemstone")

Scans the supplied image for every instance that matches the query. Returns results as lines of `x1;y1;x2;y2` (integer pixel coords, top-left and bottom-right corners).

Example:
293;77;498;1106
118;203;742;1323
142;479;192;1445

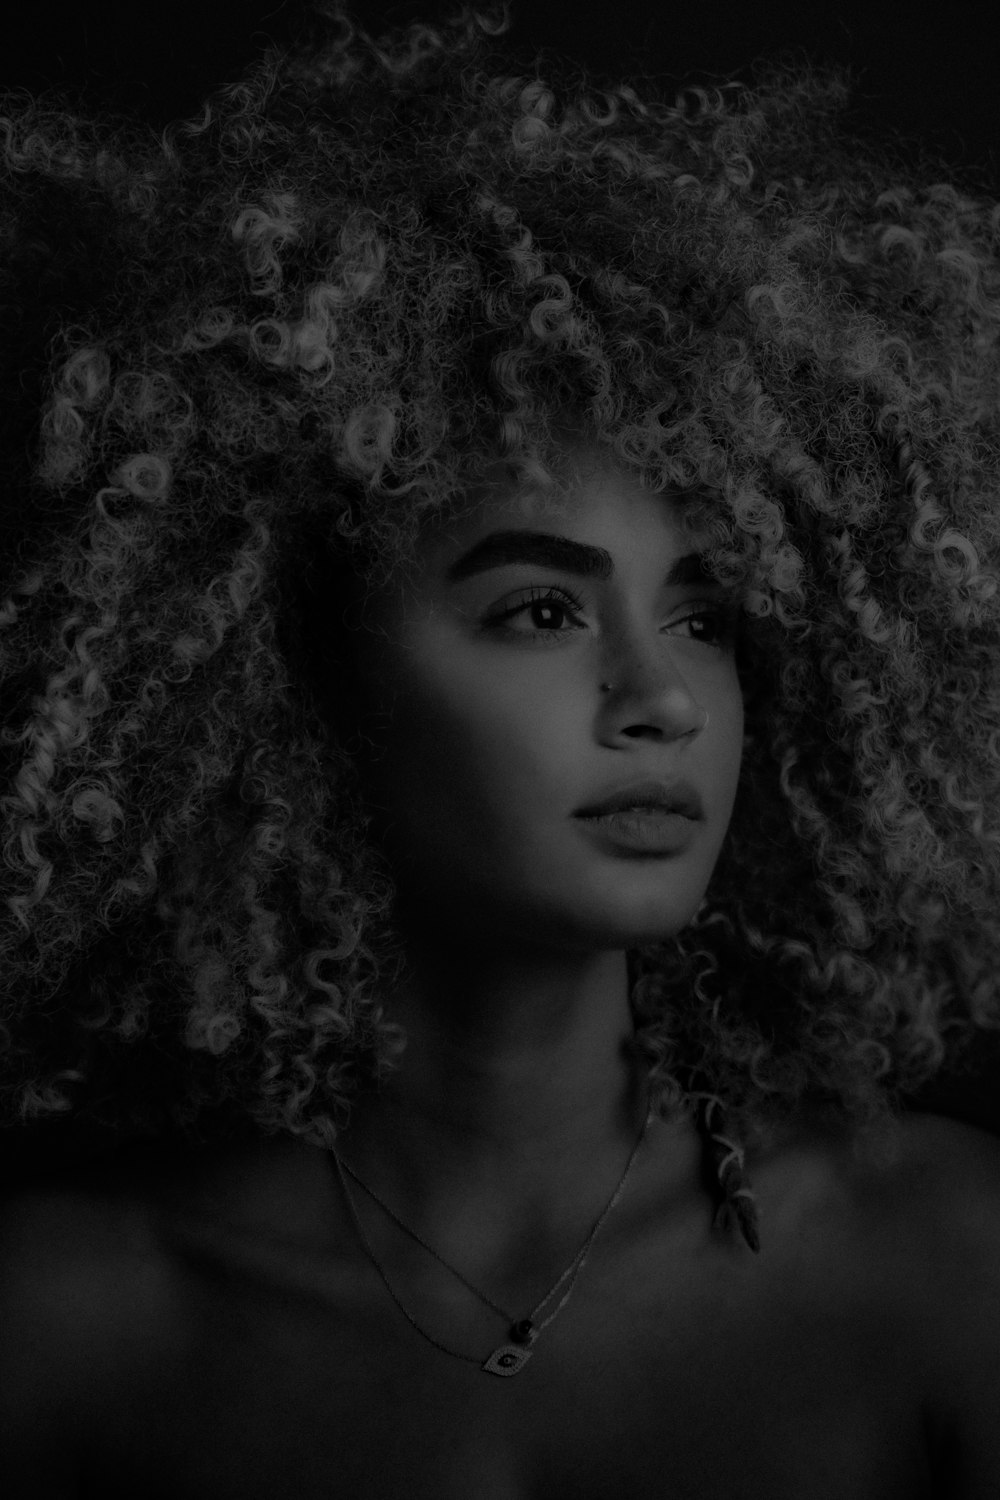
510;1319;534;1344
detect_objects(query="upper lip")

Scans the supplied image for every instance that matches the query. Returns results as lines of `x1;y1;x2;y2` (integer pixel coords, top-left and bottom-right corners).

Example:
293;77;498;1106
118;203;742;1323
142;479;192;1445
575;777;704;821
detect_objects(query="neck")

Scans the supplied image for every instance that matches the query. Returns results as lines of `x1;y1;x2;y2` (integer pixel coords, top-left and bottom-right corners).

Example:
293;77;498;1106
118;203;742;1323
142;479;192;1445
332;923;680;1268
366;931;641;1135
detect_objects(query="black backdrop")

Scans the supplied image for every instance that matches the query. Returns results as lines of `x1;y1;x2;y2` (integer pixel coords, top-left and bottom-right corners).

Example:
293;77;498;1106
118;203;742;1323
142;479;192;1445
2;1;999;1184
6;0;1000;190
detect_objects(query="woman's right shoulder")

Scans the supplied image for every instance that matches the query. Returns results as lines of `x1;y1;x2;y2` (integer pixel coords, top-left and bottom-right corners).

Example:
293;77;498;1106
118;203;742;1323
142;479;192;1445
0;1145;207;1496
0;1154;177;1315
0;1123;339;1340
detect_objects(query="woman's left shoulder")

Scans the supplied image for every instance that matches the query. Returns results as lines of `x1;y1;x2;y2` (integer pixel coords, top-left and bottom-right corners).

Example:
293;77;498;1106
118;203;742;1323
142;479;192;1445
838;1107;1000;1303
883;1107;1000;1241
874;1109;1000;1499
782;1103;1000;1232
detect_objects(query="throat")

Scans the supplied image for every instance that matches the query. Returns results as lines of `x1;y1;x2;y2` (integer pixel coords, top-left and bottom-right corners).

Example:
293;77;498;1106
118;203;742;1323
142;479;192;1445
329;1093;729;1343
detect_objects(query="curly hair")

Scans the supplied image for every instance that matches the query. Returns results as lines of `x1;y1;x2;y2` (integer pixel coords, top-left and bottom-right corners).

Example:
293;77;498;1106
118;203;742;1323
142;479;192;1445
3;0;1000;1171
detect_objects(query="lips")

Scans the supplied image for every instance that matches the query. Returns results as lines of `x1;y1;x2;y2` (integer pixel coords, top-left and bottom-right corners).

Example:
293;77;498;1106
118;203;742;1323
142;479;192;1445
575;777;704;821
577;804;698;855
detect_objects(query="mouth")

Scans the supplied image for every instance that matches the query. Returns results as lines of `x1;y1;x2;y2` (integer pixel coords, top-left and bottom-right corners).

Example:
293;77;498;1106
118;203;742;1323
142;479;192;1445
576;805;698;856
574;780;704;822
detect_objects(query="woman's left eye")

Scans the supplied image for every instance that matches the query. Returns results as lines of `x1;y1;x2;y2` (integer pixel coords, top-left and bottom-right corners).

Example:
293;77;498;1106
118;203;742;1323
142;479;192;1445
484;586;587;639
483;587;735;648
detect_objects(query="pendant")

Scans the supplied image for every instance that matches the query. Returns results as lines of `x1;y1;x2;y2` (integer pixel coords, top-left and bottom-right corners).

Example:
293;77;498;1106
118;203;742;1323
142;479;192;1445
482;1342;534;1377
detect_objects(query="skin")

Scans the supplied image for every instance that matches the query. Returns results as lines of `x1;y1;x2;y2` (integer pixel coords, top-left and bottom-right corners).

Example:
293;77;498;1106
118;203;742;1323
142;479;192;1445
329;433;745;1292
8;435;1000;1499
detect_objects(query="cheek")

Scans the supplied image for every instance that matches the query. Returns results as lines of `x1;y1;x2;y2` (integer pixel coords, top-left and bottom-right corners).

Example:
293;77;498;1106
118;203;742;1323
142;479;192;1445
370;655;580;847
389;672;539;805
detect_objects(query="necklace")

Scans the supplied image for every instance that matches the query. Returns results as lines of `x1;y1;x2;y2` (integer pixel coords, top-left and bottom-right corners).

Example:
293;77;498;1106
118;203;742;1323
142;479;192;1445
330;1105;653;1377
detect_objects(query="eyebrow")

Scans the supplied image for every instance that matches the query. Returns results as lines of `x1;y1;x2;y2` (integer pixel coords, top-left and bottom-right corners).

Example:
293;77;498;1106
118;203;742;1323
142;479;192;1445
445;530;718;588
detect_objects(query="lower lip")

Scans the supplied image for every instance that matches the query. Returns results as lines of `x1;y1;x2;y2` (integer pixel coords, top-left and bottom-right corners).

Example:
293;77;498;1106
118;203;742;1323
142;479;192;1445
576;807;699;855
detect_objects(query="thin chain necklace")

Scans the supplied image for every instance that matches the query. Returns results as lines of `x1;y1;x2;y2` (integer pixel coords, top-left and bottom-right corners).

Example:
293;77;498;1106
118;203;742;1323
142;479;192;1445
330;1106;653;1377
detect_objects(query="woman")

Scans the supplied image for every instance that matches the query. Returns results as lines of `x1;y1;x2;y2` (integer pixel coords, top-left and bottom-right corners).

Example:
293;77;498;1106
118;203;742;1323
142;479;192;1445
2;3;1000;1493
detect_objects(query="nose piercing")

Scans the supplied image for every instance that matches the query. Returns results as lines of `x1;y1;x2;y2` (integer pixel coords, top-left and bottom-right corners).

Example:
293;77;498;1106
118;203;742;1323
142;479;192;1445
600;682;709;732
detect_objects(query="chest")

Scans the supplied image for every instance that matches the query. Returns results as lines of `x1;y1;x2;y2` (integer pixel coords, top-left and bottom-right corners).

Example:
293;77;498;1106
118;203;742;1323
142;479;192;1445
83;1223;933;1500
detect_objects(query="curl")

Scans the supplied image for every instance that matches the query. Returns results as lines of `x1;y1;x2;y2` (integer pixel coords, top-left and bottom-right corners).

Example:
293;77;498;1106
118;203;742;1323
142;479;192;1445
2;2;1000;1161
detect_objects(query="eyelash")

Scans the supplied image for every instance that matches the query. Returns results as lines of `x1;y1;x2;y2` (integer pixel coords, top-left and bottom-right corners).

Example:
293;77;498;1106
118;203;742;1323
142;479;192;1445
484;585;737;649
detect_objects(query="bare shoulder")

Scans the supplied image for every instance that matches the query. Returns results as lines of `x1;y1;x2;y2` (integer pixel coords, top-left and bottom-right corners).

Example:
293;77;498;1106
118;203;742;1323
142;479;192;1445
0;1132;301;1463
0;1146;197;1384
871;1110;1000;1500
0;1127;311;1289
875;1108;1000;1251
0;1130;335;1494
759;1101;1000;1226
0;1128;339;1323
747;1106;1000;1496
894;1105;1000;1272
1;1150;178;1297
0;1154;186;1496
887;1105;1000;1181
792;1106;1000;1284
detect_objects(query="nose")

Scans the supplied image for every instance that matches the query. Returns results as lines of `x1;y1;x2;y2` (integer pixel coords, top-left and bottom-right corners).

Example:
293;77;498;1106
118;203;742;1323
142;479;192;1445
598;636;707;739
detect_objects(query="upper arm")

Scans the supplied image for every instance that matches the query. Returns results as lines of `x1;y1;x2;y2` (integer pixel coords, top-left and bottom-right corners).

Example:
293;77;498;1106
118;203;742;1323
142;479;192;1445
901;1114;1000;1499
0;1188;101;1495
0;1181;177;1497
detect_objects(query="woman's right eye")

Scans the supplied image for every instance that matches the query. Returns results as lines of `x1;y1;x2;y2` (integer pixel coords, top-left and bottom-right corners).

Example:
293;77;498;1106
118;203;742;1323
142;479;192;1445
483;586;588;640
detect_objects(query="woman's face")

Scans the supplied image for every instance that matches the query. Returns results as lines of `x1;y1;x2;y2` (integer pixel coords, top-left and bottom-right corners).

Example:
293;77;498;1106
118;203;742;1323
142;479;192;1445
345;440;745;953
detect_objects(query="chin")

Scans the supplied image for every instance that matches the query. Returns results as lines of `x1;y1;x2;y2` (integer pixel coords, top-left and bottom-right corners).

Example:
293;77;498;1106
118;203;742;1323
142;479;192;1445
511;888;697;952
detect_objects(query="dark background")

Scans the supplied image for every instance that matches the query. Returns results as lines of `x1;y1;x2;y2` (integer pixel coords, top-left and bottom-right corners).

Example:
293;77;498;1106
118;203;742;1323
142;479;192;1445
5;0;1000;192
2;1;999;1182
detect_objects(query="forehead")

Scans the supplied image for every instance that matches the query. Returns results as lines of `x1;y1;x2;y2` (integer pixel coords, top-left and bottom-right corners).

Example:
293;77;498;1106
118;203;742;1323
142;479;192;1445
419;444;700;573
